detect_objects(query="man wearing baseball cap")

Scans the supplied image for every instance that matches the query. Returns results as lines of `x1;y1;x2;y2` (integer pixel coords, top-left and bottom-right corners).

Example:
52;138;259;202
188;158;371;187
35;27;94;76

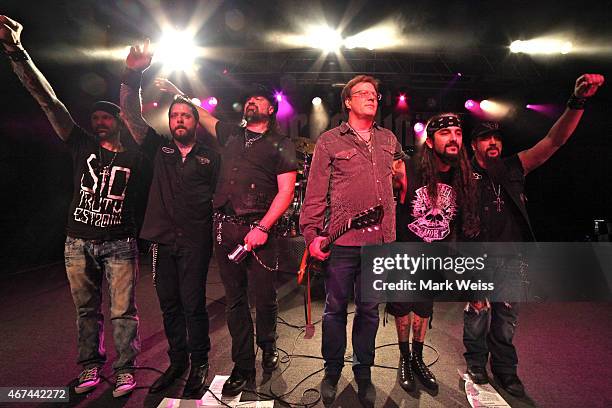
1;15;146;398
464;74;605;397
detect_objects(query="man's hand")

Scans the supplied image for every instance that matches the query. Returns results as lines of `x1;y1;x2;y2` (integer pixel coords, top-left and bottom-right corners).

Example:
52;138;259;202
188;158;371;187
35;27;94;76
0;15;23;51
244;228;269;251
574;74;605;98
154;77;185;97
308;236;330;261
126;38;153;72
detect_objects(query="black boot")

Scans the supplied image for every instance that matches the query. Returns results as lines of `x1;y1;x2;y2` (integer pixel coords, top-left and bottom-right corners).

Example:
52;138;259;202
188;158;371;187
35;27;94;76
494;373;525;397
356;378;376;408
262;347;280;373
467;365;489;384
320;373;340;407
411;354;438;391
222;367;255;396
182;363;209;399
149;364;188;394
398;355;415;392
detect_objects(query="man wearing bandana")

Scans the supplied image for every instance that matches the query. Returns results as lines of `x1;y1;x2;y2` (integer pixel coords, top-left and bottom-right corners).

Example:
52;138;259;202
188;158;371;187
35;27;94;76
390;113;480;393
464;74;605;398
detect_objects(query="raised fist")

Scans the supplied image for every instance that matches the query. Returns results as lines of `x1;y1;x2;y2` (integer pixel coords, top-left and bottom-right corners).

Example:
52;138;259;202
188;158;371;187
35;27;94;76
126;38;153;72
0;15;23;50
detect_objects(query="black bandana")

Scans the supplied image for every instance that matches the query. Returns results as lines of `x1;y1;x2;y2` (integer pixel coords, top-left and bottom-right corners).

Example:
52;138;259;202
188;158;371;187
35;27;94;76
426;114;462;138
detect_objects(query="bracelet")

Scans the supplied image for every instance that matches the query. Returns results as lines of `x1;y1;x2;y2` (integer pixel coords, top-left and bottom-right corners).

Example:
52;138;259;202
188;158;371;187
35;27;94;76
567;94;587;110
254;222;270;234
4;47;29;62
121;68;143;88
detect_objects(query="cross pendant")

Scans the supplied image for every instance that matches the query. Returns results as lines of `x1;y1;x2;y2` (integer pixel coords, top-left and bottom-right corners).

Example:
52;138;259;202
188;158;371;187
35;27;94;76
493;196;504;212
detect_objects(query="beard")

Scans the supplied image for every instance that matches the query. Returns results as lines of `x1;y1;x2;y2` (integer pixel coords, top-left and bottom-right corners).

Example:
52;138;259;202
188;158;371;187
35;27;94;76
434;142;460;165
483;154;505;183
171;126;196;143
244;105;270;124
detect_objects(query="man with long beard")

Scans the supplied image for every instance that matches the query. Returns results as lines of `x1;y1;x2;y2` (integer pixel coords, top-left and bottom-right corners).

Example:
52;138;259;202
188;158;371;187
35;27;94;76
120;42;221;399
464;73;604;398
391;113;480;393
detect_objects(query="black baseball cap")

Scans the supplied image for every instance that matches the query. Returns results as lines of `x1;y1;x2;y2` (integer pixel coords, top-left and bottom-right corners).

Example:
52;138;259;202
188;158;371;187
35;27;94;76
471;121;503;140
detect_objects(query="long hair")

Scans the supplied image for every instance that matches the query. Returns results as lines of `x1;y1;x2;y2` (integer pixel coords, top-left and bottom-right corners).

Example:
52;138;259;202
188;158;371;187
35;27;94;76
416;116;480;238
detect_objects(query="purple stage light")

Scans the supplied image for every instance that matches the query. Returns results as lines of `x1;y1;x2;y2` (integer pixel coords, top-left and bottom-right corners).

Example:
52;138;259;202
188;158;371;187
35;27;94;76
207;97;218;106
413;122;425;133
465;99;476;110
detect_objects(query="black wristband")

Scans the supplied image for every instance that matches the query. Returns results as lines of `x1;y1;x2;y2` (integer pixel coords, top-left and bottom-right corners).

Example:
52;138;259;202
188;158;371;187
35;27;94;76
254;222;270;234
567;94;587;110
121;68;143;89
4;47;29;62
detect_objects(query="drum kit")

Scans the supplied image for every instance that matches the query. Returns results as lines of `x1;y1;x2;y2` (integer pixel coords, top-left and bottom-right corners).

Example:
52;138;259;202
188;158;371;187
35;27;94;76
276;137;316;237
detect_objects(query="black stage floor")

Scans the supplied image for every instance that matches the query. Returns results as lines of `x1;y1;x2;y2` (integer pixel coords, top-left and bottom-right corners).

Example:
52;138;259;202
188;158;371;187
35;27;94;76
1;251;611;408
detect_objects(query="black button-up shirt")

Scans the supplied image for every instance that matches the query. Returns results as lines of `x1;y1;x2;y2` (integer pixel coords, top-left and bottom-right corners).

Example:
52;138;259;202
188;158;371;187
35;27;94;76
139;127;220;246
214;121;298;216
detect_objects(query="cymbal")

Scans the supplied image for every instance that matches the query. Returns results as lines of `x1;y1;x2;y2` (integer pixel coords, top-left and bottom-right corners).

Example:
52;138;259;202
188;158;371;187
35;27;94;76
293;137;315;154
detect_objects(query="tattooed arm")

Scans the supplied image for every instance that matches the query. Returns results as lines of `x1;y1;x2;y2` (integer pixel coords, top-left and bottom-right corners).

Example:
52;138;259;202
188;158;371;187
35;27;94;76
0;15;75;141
120;40;154;145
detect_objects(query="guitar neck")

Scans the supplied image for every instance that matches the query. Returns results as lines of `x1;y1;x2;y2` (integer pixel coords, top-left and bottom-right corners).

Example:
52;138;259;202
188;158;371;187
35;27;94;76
321;223;350;252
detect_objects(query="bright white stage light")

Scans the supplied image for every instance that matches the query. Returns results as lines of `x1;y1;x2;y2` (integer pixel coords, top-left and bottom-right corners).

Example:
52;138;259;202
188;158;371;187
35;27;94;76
190;97;202;107
154;29;198;71
344;23;404;50
480;99;511;117
312;97;322;106
510;39;573;55
306;25;343;53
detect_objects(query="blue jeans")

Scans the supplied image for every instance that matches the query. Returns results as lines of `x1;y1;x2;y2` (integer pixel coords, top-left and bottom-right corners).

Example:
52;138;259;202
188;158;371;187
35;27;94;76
64;236;140;373
322;245;379;379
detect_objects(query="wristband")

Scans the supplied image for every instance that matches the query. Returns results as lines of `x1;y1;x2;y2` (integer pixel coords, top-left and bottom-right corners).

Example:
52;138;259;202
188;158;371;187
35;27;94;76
121;68;143;89
567;94;587;110
254;222;270;234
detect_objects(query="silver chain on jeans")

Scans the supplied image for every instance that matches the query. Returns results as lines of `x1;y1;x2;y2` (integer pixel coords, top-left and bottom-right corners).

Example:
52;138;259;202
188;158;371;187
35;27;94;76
216;217;279;271
150;243;158;286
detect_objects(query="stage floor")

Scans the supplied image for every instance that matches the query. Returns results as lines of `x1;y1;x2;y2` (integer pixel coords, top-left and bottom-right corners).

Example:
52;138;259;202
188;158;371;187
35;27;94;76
1;254;611;408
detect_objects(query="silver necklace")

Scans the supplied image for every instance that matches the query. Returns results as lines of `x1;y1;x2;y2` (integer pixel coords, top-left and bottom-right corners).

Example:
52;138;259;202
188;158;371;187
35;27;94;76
490;179;504;213
348;124;374;151
244;129;264;148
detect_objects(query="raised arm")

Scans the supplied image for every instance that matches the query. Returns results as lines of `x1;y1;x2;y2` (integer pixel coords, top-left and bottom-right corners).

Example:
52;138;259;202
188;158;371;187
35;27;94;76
120;40;154;145
518;74;605;175
154;77;219;137
1;15;75;141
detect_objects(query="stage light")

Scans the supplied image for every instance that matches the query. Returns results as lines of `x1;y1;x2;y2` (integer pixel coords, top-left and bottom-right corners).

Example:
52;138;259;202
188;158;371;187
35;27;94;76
154;28;198;72
413;122;425;133
480;99;511;117
275;92;283;103
399;94;406;102
344;23;405;50
457;72;463;77
303;25;343;53
510;39;573;55
312;97;322;106
465;99;477;110
207;97;218;106
153;102;158;107
190;98;202;107
232;102;242;112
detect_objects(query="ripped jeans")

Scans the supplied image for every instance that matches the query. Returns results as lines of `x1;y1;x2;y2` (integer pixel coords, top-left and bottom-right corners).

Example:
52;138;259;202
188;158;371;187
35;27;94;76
64;236;140;374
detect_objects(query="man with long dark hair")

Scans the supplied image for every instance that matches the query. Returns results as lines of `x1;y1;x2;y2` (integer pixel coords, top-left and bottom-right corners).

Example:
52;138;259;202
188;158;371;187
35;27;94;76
464;74;604;398
390;113;479;393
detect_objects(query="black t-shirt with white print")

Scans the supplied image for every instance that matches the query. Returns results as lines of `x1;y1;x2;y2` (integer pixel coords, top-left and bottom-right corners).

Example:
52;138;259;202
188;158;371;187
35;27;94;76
397;159;461;243
65;125;145;240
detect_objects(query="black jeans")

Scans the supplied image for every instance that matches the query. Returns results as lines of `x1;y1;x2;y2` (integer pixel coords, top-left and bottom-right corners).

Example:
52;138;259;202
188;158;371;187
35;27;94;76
322;245;379;380
463;301;519;375
215;220;278;371
154;235;212;366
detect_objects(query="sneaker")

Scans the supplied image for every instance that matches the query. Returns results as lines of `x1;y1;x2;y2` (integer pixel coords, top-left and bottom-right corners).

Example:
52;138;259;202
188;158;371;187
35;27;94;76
75;367;101;394
113;372;136;398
